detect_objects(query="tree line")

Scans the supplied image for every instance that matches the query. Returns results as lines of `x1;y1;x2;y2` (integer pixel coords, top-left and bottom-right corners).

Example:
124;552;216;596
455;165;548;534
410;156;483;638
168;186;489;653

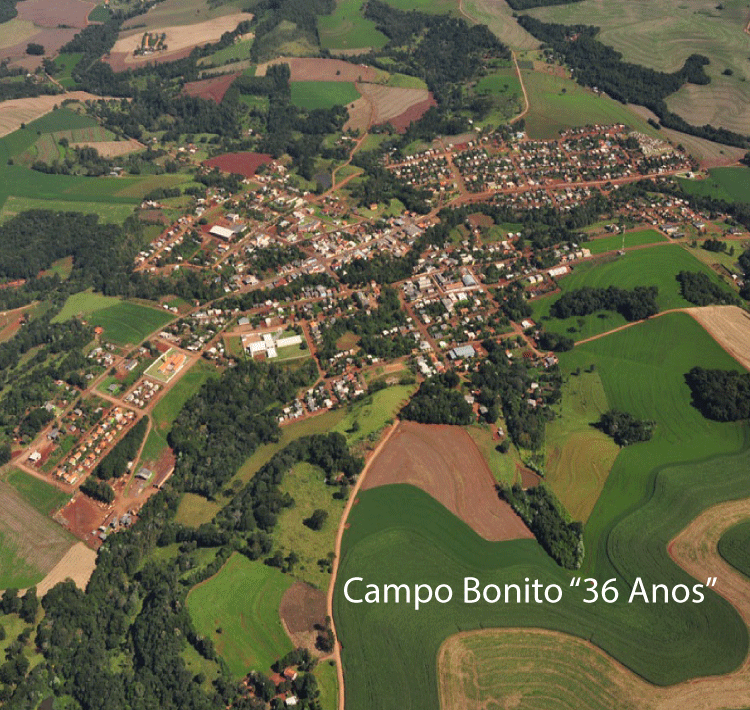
685;366;750;421
551;285;659;321
676;270;739;307
95;416;148;480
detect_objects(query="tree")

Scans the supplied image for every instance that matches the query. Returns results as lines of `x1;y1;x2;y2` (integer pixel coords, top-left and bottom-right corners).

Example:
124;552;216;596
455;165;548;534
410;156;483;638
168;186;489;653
303;509;328;531
25;43;44;56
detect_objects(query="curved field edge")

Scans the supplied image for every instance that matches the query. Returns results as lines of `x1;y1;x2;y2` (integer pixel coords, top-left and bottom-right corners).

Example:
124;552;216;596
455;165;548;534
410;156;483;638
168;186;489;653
334;313;750;710
718;521;750;580
437;497;750;710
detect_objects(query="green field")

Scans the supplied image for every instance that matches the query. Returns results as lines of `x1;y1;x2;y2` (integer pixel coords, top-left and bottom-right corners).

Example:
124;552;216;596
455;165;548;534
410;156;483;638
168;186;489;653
118;0;248;30
586;229;668;255
333;384;416;445
290;81;360;110
335;313;750;709
718;521;750;579
531;245;734;341
52;290;121;322
199;37;254;66
88;4;111;22
186;553;293;678
521;69;660;140
6;469;69;516
52;53;84;89
316;659;338;710
275;462;345;589
1;196;136;225
318;0;388;50
88;303;173;345
528;0;750;136
465;423;520;486
678;167;750;204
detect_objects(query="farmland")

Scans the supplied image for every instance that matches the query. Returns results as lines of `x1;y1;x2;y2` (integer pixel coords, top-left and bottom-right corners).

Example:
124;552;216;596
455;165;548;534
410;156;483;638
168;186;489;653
290;81;360;111
120;0;249;32
678;167;750;204
51;290;121;322
528;0;750;136
719;521;750;579
531;245;734;341
6;468;69;516
186;553;293;678
585;228;668;255
687;305;750;372
335;313;750;709
317;0;388;50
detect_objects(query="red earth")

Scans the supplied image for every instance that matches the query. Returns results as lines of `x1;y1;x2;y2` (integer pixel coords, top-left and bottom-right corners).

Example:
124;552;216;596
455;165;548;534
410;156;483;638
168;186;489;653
182;73;240;103
203;151;273;178
388;94;438;133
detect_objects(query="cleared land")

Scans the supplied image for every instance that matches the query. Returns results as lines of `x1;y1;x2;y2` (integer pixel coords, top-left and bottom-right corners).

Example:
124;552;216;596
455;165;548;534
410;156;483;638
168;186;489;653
529;0;750;135
256;57;382;83
16;0;95;28
335;314;750;710
69;139;143;157
108;14;248;70
0;480;74;589
187;553;293;677
203;152;272;178
36;542;97;596
290;80;360;110
361;421;533;542
279;581;327;649
687;305;750;372
183;73;241;103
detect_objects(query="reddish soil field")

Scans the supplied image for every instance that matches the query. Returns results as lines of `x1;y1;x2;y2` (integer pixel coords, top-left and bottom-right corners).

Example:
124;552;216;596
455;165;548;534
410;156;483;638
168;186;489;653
362;421;533;542
3;27;79;69
106;47;193;72
388;95;437;133
16;0;95;28
59;492;110;547
204;151;272;178
256;57;380;83
279;581;327;649
183;73;240;104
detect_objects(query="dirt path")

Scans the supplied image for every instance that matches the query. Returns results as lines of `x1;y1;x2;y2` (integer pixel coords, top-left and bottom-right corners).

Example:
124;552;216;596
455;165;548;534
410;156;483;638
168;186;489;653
510;51;529;123
326;423;399;710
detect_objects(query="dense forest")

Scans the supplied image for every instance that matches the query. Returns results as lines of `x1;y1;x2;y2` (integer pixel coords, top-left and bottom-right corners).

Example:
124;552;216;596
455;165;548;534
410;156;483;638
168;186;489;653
676;270;739;306
400;372;474;425
551;285;659;321
499;483;584;569
596;409;655;446
517;16;750;148
95;417;149;480
685;366;750;421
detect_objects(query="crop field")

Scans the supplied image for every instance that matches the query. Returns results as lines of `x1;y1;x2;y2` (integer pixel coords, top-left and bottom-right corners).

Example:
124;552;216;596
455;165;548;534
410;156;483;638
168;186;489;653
183;73;241;103
52;290;120;322
543;370;619;522
318;0;388;50
5;468;69;516
275;462;345;589
687;305;750;371
198;36;254;66
84;302;174;345
187;553;293;678
521;69;659;140
531;245;733;341
719;521;750;579
17;0;95;28
1;196;137;224
586;228;668;255
290;81;360;110
678;167;750;204
528;0;750;135
120;0;248;32
360;421;533;542
460;0;538;50
0;480;75;589
335;313;750;710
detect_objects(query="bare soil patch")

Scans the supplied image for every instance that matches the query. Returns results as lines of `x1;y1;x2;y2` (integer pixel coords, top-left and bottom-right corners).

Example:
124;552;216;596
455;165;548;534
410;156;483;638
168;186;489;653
343;94;371;133
355;84;435;132
279;580;326;649
183;72;240;103
0;92;106;138
362;421;533;542
36;541;97;595
16;0;95;28
256;56;381;83
70;139;142;157
687;305;750;372
107;14;247;69
58;492;110;547
0;480;74;580
2;26;79;68
204;151;272;178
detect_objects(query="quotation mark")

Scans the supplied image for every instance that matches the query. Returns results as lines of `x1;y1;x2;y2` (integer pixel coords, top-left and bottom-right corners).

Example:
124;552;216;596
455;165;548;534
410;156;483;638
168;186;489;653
706;577;718;587
570;577;581;587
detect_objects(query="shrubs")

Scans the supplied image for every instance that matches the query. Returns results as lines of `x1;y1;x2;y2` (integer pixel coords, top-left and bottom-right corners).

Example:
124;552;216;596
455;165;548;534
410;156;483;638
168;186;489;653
597;410;655;446
499;483;584;569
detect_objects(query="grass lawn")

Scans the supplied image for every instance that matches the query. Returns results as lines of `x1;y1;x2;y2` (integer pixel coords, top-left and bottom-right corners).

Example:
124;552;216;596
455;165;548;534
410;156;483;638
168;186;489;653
521;69;659;140
52;290;120;322
84;302;173;345
187;553;293;677
386;73;428;89
5;469;69;516
678;167;750;204
290;81;360;111
335;313;750;710
718;521;750;579
316;659;338;710
275;462;345;589
333;385;416;445
531;245;733;341
1;196;136;224
585;228;668;255
318;0;388;50
465;423;520;486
